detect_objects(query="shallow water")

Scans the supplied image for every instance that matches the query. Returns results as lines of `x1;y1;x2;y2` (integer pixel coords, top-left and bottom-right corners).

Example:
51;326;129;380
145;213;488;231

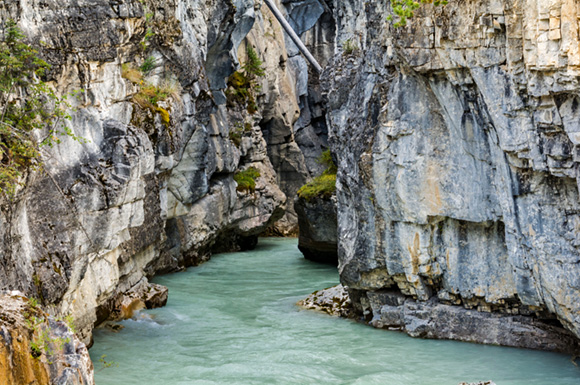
91;238;580;385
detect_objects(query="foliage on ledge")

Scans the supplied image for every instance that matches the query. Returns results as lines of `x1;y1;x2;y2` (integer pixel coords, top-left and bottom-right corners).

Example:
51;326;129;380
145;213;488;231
0;20;79;197
234;167;261;193
387;0;448;27
297;150;337;201
226;45;265;114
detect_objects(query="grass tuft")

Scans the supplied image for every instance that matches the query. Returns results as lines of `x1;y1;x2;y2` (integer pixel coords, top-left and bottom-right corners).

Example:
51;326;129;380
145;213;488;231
234;167;261;193
121;63;143;84
297;150;337;201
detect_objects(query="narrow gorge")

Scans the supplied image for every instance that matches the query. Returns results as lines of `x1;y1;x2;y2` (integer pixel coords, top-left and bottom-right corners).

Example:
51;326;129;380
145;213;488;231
0;0;579;384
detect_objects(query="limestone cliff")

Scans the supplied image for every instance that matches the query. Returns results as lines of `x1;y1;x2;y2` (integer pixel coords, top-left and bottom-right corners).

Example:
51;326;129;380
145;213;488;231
260;0;335;235
324;0;580;347
0;0;322;348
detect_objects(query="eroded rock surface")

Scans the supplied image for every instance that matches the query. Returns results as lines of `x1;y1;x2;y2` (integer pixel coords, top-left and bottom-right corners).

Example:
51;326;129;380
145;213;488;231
298;284;351;317
362;290;580;354
295;195;338;264
324;0;580;347
0;293;93;385
0;0;306;346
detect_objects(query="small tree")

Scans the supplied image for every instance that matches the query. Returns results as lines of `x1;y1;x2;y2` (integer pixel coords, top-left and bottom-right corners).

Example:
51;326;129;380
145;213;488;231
0;20;75;196
226;45;266;115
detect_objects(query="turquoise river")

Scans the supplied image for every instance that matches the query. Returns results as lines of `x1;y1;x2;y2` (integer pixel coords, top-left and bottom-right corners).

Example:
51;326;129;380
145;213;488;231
90;238;580;385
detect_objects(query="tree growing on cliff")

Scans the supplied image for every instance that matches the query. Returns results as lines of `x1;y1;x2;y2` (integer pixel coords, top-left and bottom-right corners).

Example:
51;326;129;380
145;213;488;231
226;45;265;114
0;20;75;197
388;0;448;27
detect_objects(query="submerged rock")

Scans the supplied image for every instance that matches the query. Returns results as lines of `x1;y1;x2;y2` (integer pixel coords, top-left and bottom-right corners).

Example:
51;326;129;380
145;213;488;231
459;382;496;385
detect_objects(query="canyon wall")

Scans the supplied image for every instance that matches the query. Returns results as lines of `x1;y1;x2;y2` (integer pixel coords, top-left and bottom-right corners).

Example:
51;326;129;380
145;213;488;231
325;0;580;344
0;0;321;347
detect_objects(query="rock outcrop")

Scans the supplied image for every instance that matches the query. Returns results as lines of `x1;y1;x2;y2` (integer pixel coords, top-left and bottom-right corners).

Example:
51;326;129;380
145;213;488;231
260;0;334;235
298;284;351;317
362;290;580;354
0;293;93;385
295;195;338;263
324;0;580;348
0;0;318;348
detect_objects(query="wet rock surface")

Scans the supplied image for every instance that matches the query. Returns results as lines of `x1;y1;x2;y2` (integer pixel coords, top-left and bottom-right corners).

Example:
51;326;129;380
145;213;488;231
363;290;580;354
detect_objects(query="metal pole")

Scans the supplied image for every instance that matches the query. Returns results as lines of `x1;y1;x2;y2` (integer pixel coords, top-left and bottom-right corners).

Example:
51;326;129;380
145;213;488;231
263;0;323;74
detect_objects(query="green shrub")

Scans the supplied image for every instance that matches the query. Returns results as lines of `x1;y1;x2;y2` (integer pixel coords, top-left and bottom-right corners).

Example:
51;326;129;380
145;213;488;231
226;45;265;114
297;173;336;201
139;56;156;74
229;122;252;147
243;46;265;79
0;20;78;197
234;167;261;193
342;39;359;55
297;149;337;201
387;0;448;27
132;82;175;127
318;149;337;174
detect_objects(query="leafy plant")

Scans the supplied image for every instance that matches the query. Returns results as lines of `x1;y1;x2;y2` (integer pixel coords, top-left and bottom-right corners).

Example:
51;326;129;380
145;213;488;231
297;150;337;201
387;0;448;27
229;122;252;147
234;167;261;193
139;56;156;74
342;39;359;55
27;297;39;309
243;46;265;79
132;83;173;126
26;313;70;359
226;45;265;114
0;20;79;197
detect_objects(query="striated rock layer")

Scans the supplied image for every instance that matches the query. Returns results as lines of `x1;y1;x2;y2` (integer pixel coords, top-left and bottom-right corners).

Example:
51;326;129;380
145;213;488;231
324;0;580;348
0;0;323;346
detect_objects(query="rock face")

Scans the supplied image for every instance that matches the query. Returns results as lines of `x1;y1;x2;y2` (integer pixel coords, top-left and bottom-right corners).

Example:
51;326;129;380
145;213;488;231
294;195;338;263
362;290;580;354
0;0;316;347
260;0;335;235
0;293;93;385
324;0;580;347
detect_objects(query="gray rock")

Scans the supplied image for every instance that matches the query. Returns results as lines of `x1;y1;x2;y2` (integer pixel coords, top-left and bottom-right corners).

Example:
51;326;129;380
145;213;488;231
324;0;580;347
298;284;351;317
0;0;289;347
295;195;338;264
459;382;496;385
365;290;580;354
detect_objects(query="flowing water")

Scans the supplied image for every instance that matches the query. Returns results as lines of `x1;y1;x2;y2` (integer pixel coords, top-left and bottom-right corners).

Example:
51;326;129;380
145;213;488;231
90;238;580;385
